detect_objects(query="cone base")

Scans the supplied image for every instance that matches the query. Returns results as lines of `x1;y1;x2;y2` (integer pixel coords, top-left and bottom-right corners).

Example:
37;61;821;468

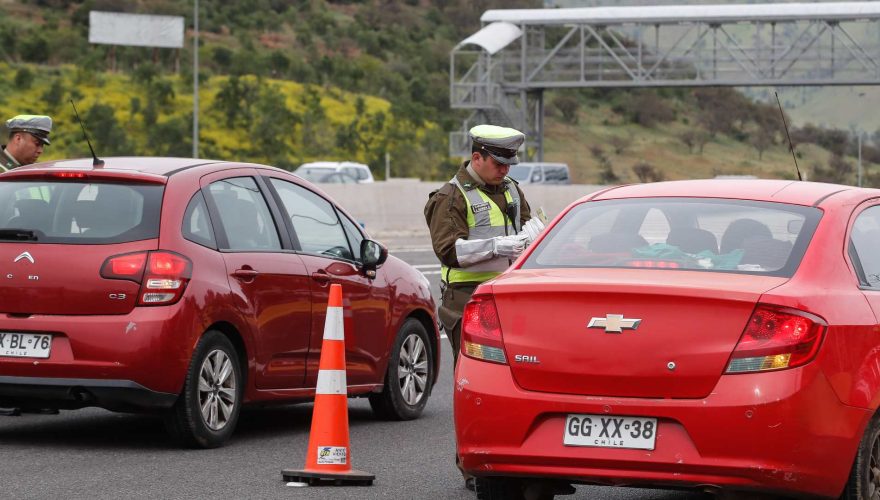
281;468;375;486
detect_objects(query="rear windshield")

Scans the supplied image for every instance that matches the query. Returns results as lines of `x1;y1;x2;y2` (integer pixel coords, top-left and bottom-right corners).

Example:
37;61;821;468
294;167;334;183
0;181;163;244
508;165;532;182
523;198;821;277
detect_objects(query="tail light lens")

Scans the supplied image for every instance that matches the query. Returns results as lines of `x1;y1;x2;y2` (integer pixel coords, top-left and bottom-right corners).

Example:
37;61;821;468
461;294;507;364
726;305;826;374
101;251;192;306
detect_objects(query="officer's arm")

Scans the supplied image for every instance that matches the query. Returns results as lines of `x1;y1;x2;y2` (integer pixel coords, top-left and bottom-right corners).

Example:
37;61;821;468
425;186;469;268
517;185;532;226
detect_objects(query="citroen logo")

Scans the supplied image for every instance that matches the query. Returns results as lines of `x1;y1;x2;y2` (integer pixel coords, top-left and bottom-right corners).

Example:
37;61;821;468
13;252;34;264
588;314;641;334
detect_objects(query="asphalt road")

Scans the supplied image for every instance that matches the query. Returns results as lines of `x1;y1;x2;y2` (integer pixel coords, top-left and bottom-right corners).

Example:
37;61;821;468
0;242;711;500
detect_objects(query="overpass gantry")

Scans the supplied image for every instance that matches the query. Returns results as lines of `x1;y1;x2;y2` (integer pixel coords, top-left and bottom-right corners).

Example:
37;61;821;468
450;2;880;160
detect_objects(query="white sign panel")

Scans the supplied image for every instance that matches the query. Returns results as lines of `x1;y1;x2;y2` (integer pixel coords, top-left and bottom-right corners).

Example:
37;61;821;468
89;11;185;49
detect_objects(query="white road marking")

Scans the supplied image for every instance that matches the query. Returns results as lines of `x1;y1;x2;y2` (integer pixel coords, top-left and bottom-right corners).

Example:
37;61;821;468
420;271;442;275
390;247;435;253
413;264;441;269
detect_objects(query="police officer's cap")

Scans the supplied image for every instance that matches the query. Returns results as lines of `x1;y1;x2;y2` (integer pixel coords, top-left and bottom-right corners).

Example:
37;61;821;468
6;115;52;145
469;124;525;165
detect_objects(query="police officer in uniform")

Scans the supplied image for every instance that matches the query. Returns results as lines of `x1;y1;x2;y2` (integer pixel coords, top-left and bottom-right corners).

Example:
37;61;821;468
424;125;545;363
2;115;53;172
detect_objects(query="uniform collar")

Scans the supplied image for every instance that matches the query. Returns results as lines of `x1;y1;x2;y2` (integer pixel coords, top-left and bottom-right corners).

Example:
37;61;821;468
1;146;20;170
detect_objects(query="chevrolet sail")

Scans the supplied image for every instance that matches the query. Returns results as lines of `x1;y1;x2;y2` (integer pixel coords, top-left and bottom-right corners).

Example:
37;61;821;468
456;180;880;499
0;157;438;448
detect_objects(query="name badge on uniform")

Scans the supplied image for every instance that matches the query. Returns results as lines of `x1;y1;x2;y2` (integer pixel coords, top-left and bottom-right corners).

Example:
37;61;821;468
472;202;491;214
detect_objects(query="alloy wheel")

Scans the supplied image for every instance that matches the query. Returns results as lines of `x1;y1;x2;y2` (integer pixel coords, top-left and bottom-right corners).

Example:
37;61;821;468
198;349;237;431
397;333;428;406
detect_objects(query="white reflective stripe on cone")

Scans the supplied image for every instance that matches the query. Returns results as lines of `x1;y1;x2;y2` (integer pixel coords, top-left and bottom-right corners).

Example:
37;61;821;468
316;369;347;395
323;307;344;341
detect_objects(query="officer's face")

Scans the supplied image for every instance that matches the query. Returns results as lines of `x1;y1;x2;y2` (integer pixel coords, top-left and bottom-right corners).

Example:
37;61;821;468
472;153;510;186
11;133;44;165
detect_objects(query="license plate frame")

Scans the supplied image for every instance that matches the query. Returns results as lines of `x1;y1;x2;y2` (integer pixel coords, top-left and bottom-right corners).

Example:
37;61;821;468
564;413;657;450
0;332;52;359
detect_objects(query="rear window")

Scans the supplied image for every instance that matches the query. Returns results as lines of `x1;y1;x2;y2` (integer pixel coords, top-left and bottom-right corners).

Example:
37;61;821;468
294;167;334;183
523;198;821;277
0;181;163;244
508;165;532;182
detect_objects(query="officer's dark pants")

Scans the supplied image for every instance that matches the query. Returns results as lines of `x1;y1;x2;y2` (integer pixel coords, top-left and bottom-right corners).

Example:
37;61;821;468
438;283;477;364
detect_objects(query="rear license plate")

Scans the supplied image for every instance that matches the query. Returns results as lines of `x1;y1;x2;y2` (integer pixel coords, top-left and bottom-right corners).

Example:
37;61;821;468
0;333;52;359
564;413;657;450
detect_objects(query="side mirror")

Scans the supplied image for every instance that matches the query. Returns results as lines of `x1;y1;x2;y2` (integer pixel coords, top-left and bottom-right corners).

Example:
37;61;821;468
360;239;388;278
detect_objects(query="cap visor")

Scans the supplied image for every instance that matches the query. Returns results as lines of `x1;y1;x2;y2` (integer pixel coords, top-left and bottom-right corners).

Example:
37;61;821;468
489;152;519;165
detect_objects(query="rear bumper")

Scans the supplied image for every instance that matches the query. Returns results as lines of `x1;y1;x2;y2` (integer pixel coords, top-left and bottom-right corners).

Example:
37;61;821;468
454;356;869;499
0;375;177;412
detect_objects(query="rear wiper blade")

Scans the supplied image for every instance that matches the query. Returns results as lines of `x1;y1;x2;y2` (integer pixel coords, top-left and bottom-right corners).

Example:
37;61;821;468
0;229;38;241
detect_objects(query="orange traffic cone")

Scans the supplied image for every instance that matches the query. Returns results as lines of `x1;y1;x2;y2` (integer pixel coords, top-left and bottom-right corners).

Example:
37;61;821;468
281;284;375;486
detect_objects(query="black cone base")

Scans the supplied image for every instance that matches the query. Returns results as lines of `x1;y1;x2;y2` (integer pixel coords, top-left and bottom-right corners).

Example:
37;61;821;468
282;468;375;486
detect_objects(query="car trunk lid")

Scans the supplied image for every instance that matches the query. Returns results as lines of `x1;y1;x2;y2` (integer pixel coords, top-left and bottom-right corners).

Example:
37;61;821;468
492;268;787;399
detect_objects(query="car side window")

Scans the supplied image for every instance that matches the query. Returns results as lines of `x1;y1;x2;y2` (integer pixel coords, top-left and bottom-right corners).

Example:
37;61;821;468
269;179;354;260
339;213;364;260
208;177;281;251
544;167;569;183
851;206;880;287
182;191;217;249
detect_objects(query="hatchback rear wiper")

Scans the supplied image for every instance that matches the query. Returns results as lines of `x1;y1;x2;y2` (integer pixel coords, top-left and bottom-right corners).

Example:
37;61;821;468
0;229;38;241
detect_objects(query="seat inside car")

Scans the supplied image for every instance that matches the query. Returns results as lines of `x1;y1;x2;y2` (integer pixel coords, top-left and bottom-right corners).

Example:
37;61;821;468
588;233;649;253
6;199;52;231
666;227;719;254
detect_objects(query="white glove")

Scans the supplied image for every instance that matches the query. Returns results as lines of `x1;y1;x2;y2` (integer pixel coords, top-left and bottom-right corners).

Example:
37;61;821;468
519;217;546;243
493;234;528;258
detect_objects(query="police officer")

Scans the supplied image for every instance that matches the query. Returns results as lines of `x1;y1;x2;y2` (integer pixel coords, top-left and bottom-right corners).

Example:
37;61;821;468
2;115;52;172
424;125;545;363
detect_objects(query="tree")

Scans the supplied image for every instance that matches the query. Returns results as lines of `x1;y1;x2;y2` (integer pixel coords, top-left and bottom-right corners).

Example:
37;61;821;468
749;131;772;160
551;94;580;124
84;103;130;156
812;154;854;184
632;161;665;182
250;85;297;166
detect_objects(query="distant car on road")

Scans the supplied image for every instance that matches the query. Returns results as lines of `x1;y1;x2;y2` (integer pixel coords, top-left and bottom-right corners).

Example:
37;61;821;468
456;179;880;499
508;162;570;185
0;157;438;448
294;161;375;183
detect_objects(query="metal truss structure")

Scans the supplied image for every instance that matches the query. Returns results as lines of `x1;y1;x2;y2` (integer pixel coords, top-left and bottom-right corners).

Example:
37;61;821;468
450;2;880;160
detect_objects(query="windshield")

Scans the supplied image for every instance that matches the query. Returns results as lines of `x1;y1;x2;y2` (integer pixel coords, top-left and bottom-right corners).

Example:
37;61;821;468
508;165;532;181
522;198;821;277
0;180;163;244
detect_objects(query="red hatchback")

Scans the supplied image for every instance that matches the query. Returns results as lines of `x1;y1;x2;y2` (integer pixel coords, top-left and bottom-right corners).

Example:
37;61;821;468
0;157;438;448
456;180;880;499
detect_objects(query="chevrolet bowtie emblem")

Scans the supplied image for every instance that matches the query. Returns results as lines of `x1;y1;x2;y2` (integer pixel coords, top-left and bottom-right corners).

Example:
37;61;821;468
588;314;641;334
13;251;34;264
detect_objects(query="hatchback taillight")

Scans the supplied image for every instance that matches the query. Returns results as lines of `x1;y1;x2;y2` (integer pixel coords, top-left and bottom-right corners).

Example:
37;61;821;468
725;305;826;374
101;251;192;306
461;294;507;365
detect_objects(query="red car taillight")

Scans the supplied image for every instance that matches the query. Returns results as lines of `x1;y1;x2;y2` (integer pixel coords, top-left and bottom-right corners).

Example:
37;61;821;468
725;304;826;374
101;251;192;306
461;294;507;365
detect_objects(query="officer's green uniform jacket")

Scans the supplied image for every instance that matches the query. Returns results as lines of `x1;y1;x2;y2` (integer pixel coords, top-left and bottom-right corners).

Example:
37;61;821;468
0;146;20;172
424;162;532;356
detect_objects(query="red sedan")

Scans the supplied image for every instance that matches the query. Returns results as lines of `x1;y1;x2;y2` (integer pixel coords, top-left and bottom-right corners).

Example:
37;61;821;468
455;180;880;499
0;157;438;448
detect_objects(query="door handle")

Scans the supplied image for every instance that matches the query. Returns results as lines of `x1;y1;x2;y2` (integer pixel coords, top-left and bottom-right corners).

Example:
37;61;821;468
233;268;259;281
311;270;331;285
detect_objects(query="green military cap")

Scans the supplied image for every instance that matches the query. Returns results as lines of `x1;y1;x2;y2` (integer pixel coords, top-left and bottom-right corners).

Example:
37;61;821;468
6;115;52;145
469;124;525;165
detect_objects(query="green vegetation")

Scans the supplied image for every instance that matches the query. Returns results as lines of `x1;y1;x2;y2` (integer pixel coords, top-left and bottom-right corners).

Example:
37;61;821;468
0;0;876;185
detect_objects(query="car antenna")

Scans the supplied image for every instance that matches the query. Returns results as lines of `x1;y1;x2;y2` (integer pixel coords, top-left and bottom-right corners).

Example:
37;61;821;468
774;91;802;181
69;99;104;167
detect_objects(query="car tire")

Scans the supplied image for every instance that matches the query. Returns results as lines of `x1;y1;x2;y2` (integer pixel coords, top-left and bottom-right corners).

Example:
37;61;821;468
369;318;433;420
164;331;242;449
843;412;880;500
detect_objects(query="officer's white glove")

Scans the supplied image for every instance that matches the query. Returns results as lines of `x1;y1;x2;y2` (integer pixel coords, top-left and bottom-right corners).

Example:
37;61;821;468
493;234;528;258
519;217;546;244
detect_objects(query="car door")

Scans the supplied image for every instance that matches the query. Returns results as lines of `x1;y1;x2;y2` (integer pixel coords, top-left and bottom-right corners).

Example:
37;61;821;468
202;170;312;390
263;175;389;388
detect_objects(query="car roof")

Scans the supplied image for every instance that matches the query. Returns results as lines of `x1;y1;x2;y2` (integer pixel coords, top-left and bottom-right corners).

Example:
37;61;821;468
297;161;369;169
13;157;225;176
589;179;880;207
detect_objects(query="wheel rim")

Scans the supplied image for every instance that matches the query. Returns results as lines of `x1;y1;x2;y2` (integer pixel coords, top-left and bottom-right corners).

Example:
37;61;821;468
870;430;880;500
397;333;429;406
198;349;237;431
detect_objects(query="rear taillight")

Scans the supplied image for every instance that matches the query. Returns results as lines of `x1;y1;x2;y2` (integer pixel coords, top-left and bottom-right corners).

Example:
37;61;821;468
461;294;507;365
725;305;826;374
101;251;192;306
